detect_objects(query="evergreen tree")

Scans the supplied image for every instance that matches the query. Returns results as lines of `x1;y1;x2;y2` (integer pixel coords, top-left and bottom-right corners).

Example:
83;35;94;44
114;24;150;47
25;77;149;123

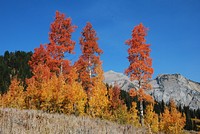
0;51;32;94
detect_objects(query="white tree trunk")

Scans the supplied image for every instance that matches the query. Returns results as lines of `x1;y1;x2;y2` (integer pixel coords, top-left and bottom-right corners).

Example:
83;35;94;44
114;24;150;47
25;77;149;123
140;100;144;126
139;79;144;126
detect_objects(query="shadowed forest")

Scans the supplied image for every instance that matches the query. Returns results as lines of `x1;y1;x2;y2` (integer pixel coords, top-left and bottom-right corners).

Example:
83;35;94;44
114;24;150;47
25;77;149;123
0;11;200;134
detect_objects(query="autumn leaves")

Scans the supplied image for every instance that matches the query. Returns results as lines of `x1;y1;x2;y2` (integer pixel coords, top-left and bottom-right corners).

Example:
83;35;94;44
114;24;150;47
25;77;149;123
125;23;154;126
0;11;108;117
0;11;186;133
125;23;185;133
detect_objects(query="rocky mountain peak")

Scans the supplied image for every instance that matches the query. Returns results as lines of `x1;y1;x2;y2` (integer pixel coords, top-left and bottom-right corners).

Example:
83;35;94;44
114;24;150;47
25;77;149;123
104;71;200;110
104;70;136;91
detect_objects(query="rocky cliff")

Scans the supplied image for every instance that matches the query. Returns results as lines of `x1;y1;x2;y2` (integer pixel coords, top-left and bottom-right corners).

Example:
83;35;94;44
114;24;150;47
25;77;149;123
104;70;200;110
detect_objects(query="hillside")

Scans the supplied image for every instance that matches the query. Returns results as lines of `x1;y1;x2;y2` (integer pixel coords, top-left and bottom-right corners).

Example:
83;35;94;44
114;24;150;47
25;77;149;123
0;108;146;134
104;70;200;110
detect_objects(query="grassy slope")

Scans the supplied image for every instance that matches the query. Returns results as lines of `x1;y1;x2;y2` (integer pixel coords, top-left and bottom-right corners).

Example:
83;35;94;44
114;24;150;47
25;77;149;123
0;108;147;134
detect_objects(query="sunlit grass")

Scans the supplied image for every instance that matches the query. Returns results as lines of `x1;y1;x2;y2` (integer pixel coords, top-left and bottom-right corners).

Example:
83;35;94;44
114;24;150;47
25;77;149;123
0;108;147;134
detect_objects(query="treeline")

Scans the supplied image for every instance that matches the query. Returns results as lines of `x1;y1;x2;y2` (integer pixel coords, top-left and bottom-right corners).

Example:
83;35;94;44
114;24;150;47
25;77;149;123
0;11;199;133
0;51;32;94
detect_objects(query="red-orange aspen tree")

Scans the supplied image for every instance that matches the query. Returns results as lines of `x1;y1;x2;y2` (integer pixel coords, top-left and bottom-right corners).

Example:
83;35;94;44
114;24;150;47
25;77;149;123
47;11;77;75
109;84;123;110
125;23;154;126
29;45;48;68
75;22;108;117
26;11;77;110
75;22;103;92
29;11;77;76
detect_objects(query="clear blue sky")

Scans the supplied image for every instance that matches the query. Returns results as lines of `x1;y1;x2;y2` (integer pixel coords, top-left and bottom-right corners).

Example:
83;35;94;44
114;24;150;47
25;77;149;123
0;0;200;82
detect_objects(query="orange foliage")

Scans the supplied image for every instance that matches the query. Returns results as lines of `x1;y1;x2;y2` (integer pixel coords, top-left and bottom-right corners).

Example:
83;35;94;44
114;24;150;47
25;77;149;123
47;11;77;75
125;23;154;125
29;11;76;76
129;88;153;102
75;22;103;91
125;23;153;92
108;84;124;110
125;23;153;82
24;11;88;114
28;44;49;69
49;11;77;54
79;22;103;55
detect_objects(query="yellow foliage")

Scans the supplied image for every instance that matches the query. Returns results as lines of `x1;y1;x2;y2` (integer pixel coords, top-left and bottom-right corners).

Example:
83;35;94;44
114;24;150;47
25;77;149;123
25;67;87;115
0;78;25;108
151;113;159;133
128;102;140;127
25;77;42;109
63;77;87;115
38;68;87;115
112;105;129;124
144;104;159;133
40;75;65;113
86;61;110;118
160;100;186;134
88;81;109;118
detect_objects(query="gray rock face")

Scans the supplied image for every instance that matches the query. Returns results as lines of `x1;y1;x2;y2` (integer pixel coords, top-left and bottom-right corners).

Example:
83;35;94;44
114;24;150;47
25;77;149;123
104;70;137;91
149;74;200;110
104;70;200;110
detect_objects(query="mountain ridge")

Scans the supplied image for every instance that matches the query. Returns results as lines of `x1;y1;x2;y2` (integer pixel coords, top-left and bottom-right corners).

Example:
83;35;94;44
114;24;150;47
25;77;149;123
104;70;200;110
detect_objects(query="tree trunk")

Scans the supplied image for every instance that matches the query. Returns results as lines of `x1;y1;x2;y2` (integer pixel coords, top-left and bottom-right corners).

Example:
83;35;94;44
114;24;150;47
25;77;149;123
138;79;144;126
140;99;144;126
88;56;91;79
60;52;64;75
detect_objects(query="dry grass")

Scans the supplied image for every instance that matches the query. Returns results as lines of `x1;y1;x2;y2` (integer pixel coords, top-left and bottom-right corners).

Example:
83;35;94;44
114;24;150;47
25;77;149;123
0;108;147;134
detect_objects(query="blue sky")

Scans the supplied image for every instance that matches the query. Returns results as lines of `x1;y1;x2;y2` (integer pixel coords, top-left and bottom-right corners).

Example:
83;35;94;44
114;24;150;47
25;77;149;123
0;0;200;82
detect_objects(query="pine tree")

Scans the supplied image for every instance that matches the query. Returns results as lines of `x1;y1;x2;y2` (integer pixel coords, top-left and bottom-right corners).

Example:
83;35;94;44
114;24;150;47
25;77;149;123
0;51;32;94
